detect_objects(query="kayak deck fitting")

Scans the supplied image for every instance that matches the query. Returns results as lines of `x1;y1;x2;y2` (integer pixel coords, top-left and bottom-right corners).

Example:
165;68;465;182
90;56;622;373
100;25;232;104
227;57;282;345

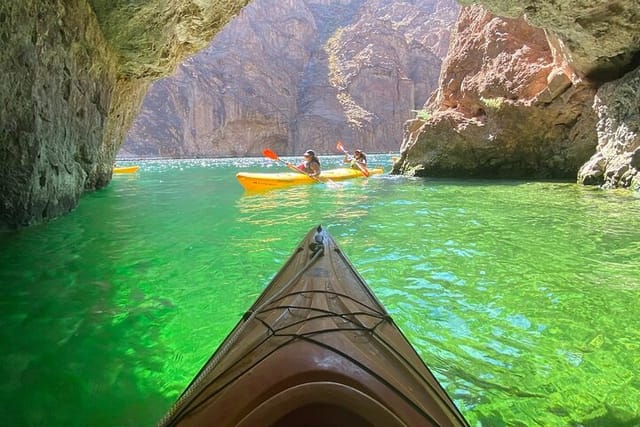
236;167;384;191
158;225;469;426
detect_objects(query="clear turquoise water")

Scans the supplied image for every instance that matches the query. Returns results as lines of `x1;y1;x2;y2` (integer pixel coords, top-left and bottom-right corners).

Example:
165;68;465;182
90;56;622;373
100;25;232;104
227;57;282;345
1;156;639;426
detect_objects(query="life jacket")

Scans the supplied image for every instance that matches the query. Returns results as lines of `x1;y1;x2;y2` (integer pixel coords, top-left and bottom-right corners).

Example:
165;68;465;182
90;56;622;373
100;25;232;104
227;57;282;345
298;158;320;174
351;153;366;168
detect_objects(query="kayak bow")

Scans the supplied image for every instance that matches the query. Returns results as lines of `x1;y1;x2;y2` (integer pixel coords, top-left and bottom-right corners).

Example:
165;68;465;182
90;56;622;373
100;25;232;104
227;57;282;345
159;225;469;427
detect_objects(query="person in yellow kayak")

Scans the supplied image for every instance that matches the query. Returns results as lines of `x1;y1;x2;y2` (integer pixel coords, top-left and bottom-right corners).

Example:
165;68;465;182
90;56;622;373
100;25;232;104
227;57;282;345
343;149;367;170
294;149;321;177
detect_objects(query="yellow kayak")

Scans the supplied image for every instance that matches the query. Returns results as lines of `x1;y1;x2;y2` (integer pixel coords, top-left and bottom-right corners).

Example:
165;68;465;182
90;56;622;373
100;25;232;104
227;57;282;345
113;165;139;174
236;167;383;191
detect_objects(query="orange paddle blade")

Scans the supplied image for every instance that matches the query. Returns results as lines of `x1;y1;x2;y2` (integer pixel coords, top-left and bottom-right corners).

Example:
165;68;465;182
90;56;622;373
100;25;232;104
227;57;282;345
263;149;279;160
336;141;346;152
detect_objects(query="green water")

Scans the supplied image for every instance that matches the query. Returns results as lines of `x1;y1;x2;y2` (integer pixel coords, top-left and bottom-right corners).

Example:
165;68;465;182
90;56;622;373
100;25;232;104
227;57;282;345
1;156;639;426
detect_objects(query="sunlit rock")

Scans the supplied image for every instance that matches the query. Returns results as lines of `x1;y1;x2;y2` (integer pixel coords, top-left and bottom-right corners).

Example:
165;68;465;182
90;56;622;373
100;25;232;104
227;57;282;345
456;0;640;81
122;0;459;158
395;0;639;189
394;5;598;179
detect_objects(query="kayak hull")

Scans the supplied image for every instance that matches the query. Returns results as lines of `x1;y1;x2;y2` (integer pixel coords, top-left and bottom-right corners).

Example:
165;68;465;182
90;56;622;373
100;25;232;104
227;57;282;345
113;165;139;174
160;225;468;427
236;167;383;191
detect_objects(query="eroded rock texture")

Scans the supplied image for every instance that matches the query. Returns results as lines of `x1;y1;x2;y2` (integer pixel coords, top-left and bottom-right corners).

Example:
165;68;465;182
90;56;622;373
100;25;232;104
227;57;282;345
394;5;598;179
395;0;640;190
456;0;640;81
578;68;640;190
0;0;249;230
1;1;117;229
122;0;459;158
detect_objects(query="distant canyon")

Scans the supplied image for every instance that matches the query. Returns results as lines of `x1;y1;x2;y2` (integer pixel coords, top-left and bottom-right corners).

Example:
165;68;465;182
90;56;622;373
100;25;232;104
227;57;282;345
121;0;459;158
1;0;638;230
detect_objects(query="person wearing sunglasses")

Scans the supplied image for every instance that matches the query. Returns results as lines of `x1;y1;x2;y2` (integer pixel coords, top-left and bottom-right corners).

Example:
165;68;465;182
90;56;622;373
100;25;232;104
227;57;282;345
296;149;321;178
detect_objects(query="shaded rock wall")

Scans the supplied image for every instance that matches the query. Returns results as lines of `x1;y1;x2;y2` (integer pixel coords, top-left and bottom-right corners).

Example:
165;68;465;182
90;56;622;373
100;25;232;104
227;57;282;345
0;0;249;230
578;68;640;190
122;0;459;158
1;0;117;229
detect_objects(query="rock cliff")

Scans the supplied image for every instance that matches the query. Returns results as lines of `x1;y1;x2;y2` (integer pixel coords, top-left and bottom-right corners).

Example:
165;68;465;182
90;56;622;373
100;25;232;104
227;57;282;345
121;0;459;158
0;0;249;230
2;0;638;230
394;0;639;190
394;5;598;179
457;0;639;80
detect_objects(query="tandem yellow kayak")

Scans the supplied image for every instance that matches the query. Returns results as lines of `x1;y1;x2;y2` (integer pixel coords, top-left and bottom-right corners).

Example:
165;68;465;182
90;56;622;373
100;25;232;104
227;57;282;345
113;165;139;174
236;167;384;191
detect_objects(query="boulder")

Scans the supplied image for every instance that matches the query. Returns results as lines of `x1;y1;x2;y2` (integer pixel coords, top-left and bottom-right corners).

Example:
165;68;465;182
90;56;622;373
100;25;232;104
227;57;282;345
394;5;598;179
578;68;640;189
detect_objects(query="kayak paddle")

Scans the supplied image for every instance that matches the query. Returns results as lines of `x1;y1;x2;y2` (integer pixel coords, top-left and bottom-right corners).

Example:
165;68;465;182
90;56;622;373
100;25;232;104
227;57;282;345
262;149;338;187
336;141;369;177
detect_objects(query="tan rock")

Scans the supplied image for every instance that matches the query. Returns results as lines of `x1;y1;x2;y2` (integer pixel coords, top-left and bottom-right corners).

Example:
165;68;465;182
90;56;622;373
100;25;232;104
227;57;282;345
395;5;598;179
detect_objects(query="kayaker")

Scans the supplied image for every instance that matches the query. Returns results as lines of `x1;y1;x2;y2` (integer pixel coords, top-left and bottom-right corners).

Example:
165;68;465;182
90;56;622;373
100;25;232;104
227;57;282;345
295;150;321;177
343;149;367;170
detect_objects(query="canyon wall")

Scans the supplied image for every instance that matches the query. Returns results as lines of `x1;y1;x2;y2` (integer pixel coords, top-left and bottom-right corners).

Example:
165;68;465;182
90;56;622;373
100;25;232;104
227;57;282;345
2;0;638;230
0;0;250;230
394;0;639;190
121;0;459;158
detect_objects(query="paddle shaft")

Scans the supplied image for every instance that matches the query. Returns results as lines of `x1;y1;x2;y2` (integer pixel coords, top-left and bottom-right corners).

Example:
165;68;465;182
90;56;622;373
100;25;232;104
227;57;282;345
278;157;324;184
263;149;326;184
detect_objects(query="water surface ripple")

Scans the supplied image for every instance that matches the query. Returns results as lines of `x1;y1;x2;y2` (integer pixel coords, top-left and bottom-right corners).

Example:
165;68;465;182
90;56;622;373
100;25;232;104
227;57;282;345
1;157;639;426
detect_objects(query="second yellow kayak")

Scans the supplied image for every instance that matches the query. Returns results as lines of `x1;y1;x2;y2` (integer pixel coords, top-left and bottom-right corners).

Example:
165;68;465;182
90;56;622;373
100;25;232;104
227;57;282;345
237;167;383;191
113;165;139;174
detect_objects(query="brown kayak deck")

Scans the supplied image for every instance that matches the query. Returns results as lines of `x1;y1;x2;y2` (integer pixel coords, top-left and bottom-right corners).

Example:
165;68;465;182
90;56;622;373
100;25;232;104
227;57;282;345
159;225;469;427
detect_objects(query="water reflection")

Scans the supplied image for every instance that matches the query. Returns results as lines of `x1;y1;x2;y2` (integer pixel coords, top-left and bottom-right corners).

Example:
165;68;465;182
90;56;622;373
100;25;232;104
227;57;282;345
236;186;316;226
2;158;639;426
235;178;374;228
